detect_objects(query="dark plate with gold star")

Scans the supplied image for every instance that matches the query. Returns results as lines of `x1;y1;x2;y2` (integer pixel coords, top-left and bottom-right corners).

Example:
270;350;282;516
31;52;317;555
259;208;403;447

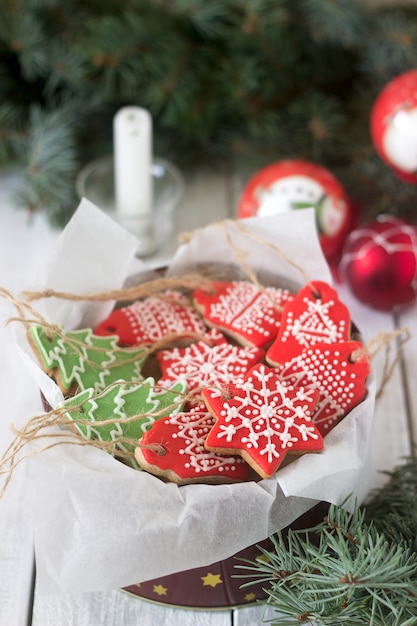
122;501;329;610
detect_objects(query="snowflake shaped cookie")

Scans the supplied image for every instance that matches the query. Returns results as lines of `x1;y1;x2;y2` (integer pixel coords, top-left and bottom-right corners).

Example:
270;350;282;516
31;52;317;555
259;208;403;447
94;290;206;346
202;363;322;479
266;281;351;365
61;378;187;467
275;341;370;436
135;403;249;484
193;280;294;348
157;329;264;392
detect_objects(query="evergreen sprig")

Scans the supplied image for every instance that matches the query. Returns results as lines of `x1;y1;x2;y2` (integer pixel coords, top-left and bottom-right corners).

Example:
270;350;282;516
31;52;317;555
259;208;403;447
1;0;417;225
236;457;417;625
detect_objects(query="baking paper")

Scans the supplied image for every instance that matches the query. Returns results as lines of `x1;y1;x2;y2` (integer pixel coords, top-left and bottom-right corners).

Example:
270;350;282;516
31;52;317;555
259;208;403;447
12;202;375;594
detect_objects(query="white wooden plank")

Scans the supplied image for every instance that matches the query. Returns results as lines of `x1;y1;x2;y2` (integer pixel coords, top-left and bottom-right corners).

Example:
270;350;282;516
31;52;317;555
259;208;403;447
0;473;35;626
234;603;268;626
0;173;59;626
32;590;232;626
398;303;417;445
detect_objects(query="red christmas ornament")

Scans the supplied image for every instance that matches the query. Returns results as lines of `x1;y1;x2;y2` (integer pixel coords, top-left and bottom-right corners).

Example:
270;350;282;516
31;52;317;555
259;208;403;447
237;159;352;261
370;70;417;184
340;215;417;311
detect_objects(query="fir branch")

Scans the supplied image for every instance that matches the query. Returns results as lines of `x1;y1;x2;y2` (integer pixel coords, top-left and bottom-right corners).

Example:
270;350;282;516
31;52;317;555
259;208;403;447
0;10;48;80
15;106;78;223
0;0;417;225
361;11;417;83
301;0;369;48
0;104;27;163
236;459;417;625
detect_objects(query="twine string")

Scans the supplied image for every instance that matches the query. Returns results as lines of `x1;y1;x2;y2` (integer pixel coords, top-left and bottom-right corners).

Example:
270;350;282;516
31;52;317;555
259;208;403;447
180;219;316;308
22;274;214;304
350;327;411;400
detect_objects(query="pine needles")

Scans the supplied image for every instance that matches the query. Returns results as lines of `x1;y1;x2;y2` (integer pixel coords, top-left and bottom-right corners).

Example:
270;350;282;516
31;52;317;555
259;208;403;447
1;0;417;225
236;457;417;625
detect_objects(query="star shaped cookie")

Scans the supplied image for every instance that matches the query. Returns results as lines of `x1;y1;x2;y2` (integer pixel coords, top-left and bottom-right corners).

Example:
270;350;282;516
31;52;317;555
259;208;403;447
202;363;323;479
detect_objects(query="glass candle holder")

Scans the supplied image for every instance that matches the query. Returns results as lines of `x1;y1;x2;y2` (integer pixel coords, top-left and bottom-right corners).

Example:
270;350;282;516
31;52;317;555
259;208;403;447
76;156;184;257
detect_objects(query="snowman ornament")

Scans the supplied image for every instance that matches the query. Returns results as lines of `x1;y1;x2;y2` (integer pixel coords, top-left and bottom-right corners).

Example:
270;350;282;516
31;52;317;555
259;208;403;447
370;69;417;184
237;159;352;261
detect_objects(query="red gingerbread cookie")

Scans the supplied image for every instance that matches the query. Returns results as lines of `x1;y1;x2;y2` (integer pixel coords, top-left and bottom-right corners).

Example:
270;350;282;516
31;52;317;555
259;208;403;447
157;328;264;392
266;281;351;366
135;403;249;484
94;290;206;346
193;280;294;349
202;363;323;479
274;341;370;436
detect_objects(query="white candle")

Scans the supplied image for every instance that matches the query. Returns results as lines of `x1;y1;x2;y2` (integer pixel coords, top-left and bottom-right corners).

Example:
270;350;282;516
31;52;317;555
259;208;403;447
113;106;153;217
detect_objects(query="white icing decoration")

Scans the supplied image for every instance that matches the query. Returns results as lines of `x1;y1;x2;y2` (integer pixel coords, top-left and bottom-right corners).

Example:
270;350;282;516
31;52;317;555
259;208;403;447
205;283;293;344
281;297;345;348
209;282;259;324
30;326;145;393
276;345;365;430
124;290;205;341
167;408;245;473
211;365;319;463
160;332;262;389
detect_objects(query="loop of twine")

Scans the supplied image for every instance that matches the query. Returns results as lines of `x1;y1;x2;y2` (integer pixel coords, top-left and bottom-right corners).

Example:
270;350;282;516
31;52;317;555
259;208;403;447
180;219;316;309
137;442;167;456
349;326;411;400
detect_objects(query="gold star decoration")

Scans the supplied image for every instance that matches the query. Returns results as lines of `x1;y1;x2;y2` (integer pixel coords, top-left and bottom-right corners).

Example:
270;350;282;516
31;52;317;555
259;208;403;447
244;592;257;602
256;552;271;564
201;572;223;588
153;584;168;596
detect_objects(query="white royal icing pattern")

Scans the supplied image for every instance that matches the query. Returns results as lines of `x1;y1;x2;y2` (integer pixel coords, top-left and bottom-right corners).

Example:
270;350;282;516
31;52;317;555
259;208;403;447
209;365;319;464
231;288;292;340
208;281;260;324
200;282;293;346
124;290;206;342
276;346;359;431
280;297;346;348
158;330;263;390
169;407;246;474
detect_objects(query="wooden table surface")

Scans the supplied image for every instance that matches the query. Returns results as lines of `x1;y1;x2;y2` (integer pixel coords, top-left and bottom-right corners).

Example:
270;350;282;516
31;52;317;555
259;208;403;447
0;167;416;626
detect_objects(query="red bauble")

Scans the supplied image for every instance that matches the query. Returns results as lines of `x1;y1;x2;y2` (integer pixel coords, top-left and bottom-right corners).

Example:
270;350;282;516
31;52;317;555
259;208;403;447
340;215;417;311
237;159;352;261
370;70;417;184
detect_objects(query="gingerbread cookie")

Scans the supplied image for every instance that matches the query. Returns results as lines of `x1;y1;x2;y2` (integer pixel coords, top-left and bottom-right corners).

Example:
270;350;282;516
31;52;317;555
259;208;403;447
266;281;351;366
135;403;249;484
193;280;294;349
274;341;370;436
28;325;147;394
202;363;323;479
61;377;187;466
157;328;264;392
94;290;206;346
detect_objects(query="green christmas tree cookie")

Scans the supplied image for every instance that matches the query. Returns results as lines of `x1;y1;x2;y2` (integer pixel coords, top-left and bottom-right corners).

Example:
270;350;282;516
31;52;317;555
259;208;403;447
28;325;147;394
61;378;188;467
